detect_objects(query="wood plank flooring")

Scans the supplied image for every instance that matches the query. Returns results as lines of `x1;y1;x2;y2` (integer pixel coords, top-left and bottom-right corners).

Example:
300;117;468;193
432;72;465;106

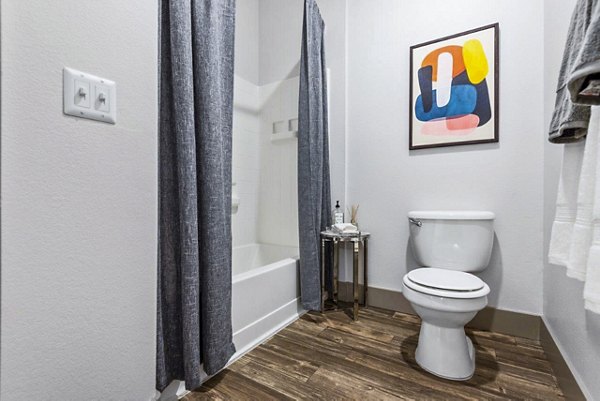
183;307;564;400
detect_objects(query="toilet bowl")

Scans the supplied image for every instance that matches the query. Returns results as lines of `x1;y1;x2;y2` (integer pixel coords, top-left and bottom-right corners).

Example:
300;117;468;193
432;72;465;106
402;268;490;380
402;211;495;381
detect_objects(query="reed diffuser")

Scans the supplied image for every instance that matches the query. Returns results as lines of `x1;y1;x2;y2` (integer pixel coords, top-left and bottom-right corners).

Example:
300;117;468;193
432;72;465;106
348;204;360;229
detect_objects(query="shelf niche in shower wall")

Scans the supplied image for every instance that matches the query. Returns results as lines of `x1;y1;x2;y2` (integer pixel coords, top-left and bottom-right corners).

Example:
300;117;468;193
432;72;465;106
271;118;298;142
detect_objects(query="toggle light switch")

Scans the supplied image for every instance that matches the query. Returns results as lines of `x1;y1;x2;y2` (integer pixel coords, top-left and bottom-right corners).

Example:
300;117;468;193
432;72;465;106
63;67;116;124
94;84;110;113
74;80;90;108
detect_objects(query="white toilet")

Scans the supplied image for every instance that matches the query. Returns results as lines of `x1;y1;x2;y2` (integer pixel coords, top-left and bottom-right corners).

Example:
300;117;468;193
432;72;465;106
402;210;495;381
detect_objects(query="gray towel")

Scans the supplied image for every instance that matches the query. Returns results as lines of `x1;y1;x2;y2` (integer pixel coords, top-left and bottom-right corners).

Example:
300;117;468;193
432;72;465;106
550;0;600;143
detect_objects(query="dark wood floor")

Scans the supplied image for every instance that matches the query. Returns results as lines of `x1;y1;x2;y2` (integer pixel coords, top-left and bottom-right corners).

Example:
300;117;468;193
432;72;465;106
183;307;565;400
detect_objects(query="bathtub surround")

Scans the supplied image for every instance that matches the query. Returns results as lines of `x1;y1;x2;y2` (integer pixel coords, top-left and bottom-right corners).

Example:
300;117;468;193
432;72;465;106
229;1;307;373
231;74;301;248
298;0;333;311
257;75;301;247
233;1;304;250
232;74;261;247
157;0;236;391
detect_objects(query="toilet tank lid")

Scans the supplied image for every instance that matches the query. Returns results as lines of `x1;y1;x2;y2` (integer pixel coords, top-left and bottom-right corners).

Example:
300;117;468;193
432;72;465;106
408;211;495;220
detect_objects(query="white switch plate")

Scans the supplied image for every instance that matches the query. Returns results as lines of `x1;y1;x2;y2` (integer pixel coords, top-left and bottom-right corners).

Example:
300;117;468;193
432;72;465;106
63;67;116;124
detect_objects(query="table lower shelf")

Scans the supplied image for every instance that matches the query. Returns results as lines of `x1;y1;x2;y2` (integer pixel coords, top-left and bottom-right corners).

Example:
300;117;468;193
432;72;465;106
320;300;367;320
320;236;369;320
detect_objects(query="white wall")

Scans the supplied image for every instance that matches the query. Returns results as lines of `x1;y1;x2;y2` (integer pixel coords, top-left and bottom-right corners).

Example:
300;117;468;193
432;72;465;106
318;0;348;221
543;0;600;398
0;1;158;400
346;0;545;314
235;0;260;85
258;0;303;87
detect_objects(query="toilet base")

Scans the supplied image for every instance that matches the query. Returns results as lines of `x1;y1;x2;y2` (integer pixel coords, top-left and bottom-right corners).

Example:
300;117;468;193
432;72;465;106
415;321;475;381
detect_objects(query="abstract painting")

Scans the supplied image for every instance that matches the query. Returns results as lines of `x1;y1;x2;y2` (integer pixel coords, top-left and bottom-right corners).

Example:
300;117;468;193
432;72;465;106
409;24;499;150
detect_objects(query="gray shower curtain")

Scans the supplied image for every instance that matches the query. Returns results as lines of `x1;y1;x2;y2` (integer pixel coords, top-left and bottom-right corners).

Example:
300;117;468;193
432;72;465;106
298;0;332;311
157;0;236;392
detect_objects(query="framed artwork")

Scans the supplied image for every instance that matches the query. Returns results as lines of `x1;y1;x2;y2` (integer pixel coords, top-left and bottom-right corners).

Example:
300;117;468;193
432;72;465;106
409;23;499;150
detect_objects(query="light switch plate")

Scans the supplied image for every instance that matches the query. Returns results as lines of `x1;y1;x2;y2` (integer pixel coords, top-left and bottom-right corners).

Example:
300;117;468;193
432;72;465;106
63;67;116;124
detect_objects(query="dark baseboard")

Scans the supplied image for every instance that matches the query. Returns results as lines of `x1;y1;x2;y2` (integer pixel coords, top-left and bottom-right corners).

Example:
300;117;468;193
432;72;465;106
467;307;541;340
337;282;414;313
338;282;540;339
337;282;584;399
540;319;587;401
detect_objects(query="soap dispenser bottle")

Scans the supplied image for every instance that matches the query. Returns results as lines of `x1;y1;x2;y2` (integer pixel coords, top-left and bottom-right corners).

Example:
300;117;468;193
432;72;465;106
333;200;344;225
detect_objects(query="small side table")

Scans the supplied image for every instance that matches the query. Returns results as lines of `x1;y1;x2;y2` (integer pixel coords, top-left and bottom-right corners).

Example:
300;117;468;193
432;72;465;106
320;230;370;320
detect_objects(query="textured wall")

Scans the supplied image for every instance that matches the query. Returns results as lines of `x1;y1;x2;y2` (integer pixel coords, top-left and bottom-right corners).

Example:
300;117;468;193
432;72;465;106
345;0;545;314
0;1;158;400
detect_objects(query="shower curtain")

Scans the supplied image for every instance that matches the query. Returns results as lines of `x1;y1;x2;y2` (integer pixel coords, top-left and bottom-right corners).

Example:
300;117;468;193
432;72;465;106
298;0;332;311
157;0;236;391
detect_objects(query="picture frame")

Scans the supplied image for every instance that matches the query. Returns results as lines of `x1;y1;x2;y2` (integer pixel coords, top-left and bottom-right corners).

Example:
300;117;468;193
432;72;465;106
409;23;499;150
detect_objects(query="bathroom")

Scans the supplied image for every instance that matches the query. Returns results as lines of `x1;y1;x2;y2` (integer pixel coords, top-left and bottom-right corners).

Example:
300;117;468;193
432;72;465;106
1;0;600;400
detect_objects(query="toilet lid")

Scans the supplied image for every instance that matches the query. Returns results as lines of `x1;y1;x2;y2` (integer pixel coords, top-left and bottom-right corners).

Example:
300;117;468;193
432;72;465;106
407;268;485;292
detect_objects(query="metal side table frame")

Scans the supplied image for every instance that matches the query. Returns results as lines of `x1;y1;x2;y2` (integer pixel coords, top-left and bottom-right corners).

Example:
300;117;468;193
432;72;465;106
320;231;370;320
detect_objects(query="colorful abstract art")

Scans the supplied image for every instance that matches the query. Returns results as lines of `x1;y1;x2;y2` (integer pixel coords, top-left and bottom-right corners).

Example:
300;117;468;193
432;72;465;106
409;24;499;149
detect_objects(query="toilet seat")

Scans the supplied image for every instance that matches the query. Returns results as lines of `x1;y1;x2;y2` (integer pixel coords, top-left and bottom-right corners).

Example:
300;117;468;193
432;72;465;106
403;268;490;299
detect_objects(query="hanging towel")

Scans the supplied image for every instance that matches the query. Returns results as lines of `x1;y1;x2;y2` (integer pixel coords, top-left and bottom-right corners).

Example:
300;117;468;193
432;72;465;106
549;0;600;143
567;0;600;106
567;107;599;280
548;141;585;266
549;107;600;314
585;110;600;313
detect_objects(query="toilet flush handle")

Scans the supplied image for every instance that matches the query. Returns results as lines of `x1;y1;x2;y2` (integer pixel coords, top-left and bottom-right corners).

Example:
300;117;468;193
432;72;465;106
408;217;422;227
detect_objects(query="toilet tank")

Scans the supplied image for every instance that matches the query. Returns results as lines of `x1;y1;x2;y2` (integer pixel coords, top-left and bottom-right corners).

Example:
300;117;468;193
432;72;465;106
408;211;495;272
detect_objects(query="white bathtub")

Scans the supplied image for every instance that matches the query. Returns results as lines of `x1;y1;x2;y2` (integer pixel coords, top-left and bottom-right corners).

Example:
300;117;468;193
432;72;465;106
230;243;304;359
